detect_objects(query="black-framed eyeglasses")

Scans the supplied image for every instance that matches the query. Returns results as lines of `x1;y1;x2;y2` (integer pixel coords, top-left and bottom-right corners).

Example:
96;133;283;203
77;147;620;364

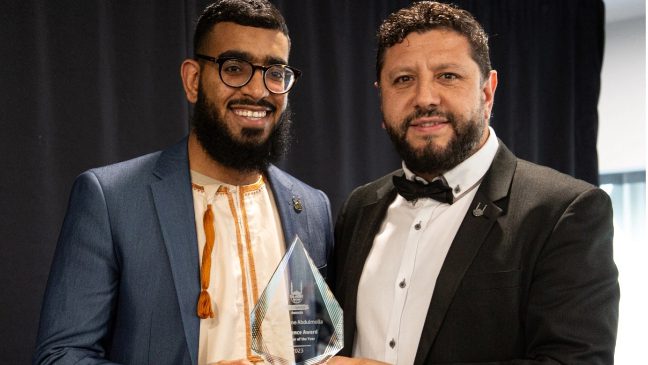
195;54;301;94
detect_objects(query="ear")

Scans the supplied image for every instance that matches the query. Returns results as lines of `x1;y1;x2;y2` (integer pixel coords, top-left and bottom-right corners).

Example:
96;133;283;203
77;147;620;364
482;70;498;121
181;59;201;103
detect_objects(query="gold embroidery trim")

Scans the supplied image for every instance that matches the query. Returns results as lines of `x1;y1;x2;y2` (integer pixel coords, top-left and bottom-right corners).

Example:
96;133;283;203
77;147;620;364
240;188;261;301
241;174;265;193
225;188;262;363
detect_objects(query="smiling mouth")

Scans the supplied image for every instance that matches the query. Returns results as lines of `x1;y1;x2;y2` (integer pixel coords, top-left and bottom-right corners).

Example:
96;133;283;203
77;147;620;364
233;109;268;119
408;116;449;129
411;120;447;127
228;98;276;121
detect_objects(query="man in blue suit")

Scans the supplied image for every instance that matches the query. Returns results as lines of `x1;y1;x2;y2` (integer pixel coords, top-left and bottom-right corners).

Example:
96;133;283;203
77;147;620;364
34;1;333;364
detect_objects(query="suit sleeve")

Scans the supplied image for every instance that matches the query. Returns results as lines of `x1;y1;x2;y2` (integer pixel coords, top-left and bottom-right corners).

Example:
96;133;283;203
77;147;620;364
34;171;123;365
518;187;619;365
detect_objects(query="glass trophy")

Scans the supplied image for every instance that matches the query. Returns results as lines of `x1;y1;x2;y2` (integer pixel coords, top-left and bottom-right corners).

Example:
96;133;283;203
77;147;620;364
251;236;343;365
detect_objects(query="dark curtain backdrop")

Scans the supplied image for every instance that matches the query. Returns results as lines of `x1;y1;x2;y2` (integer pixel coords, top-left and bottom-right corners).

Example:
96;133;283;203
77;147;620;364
0;1;603;363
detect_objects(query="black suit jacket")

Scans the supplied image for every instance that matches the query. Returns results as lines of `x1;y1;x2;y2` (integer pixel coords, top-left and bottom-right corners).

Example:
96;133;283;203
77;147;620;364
330;143;619;364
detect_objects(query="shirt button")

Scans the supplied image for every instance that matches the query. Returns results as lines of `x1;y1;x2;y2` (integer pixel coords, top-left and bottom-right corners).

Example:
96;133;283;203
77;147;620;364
399;279;406;288
414;222;422;230
389;339;396;348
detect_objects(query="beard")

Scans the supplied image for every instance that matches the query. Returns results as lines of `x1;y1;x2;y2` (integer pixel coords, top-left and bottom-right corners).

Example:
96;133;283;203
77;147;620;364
191;85;293;173
384;104;486;176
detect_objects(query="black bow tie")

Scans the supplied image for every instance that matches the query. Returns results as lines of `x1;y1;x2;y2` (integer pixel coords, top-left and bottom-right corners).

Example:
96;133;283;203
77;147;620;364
392;174;454;204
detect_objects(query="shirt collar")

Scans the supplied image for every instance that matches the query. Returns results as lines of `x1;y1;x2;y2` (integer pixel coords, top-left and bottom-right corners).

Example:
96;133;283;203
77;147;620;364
190;170;266;194
402;126;499;200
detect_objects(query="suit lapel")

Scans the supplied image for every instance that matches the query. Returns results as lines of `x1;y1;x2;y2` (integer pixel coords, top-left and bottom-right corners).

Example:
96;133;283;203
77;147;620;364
413;143;517;365
342;177;398;352
265;165;305;248
150;139;200;365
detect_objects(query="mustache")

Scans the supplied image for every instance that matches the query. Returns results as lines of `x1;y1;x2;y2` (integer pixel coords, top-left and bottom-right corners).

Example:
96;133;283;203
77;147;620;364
404;108;449;126
227;98;276;112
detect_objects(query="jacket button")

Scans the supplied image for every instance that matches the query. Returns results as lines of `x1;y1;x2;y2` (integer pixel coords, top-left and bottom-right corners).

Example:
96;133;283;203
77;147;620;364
389;339;396;348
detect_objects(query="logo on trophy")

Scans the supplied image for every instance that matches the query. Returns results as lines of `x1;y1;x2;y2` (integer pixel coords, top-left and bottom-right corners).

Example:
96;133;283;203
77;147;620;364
251;236;343;365
289;282;304;305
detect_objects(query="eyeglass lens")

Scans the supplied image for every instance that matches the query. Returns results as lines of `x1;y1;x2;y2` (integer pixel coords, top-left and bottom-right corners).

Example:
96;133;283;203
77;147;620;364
220;59;296;93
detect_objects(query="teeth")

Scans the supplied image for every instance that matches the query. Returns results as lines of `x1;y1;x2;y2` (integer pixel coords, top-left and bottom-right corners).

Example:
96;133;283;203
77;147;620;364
419;122;440;127
234;109;267;118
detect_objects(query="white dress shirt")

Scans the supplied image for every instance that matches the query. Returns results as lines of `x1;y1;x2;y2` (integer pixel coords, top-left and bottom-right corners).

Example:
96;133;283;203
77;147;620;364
352;128;499;365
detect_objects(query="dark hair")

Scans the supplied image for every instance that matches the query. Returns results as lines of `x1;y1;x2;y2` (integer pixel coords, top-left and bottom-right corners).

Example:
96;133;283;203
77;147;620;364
376;1;491;82
193;0;289;54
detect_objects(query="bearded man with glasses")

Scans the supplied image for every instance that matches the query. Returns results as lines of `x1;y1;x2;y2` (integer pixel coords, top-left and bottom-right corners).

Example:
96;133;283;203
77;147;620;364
34;1;333;365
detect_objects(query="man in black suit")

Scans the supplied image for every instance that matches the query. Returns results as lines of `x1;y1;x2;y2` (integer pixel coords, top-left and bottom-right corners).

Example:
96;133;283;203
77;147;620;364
328;2;619;364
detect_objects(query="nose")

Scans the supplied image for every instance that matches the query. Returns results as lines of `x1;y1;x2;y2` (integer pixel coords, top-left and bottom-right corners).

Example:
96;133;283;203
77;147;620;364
240;68;270;100
414;80;441;109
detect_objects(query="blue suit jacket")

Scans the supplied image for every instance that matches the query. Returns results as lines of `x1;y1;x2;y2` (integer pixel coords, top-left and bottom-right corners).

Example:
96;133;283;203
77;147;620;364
34;138;334;365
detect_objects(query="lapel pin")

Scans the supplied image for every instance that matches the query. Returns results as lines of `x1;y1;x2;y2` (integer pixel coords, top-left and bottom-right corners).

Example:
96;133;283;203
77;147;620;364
472;202;487;217
292;196;303;213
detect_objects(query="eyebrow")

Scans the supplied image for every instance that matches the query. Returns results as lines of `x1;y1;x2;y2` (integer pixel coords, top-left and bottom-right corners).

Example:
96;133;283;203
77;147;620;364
217;50;288;65
387;62;468;76
434;63;467;71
